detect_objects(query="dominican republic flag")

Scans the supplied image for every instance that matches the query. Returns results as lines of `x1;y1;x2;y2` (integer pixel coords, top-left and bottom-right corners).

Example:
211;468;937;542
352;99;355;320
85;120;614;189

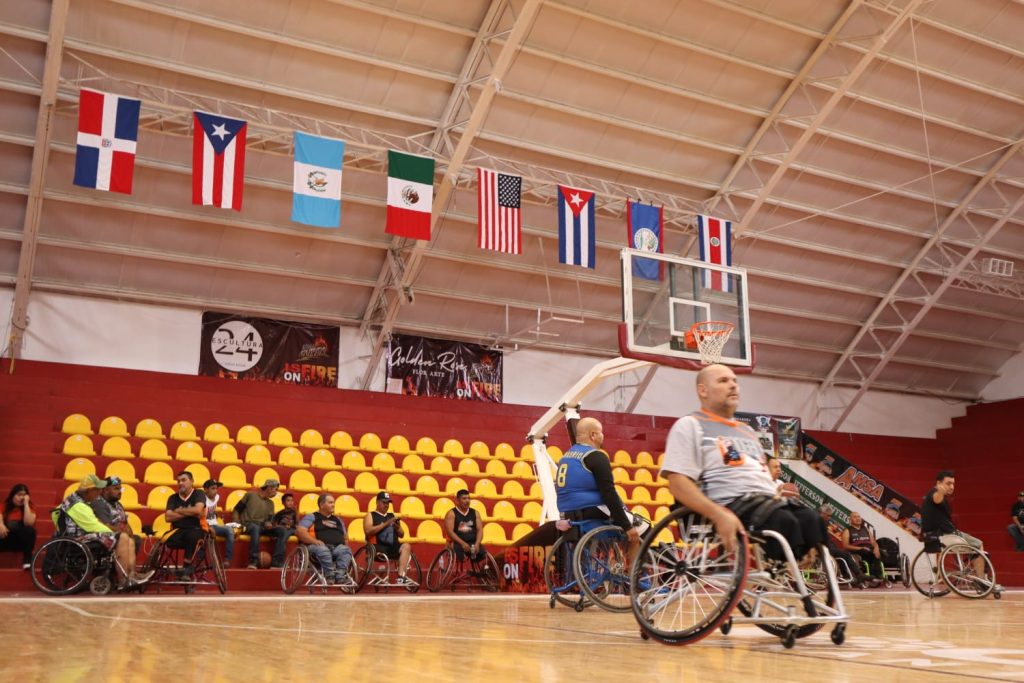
478;168;522;254
73;89;141;194
292;131;345;228
192;112;247;211
626;201;663;280
558;185;596;268
697;214;733;291
386;151;435;240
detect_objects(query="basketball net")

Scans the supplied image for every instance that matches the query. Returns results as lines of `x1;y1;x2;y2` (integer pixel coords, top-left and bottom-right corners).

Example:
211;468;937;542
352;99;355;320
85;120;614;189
690;321;735;365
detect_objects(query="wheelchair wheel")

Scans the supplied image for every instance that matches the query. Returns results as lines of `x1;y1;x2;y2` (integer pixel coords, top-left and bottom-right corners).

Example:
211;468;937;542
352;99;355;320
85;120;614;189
899;553;911;588
207;541;228;594
426;546;455;593
738;544;836;640
31;537;93;596
403;553;423;593
281;546;310;594
910;550;950;598
350;544;372;590
629;508;748;646
573;525;631;612
544;534;585;610
939;544;995;599
477;551;501;592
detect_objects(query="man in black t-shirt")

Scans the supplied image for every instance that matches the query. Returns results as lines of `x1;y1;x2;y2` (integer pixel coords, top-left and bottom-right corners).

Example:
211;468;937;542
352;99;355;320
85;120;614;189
165;471;207;570
364;492;413;585
921;470;988;579
445;489;485;562
296;493;354;587
1008;490;1024;552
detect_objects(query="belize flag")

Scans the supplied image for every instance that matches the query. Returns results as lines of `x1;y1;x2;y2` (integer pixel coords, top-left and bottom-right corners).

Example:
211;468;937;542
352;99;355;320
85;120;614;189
697;214;733;292
557;185;596;268
73;89;141;194
626;201;663;280
192;112;247;211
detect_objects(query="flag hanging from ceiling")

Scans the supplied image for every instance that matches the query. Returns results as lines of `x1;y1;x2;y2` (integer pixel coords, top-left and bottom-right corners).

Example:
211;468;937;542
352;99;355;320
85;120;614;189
478;168;522;254
626;201;663;280
386;151;434;240
557;185;596;268
291;131;345;228
73;89;141;194
697;214;733;292
192;111;247;211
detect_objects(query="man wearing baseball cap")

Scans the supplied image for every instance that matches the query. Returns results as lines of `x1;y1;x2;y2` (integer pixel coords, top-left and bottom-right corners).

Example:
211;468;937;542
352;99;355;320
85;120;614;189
52;474;151;585
1009;490;1024;552
364;491;414;586
202;479;235;565
233;478;288;569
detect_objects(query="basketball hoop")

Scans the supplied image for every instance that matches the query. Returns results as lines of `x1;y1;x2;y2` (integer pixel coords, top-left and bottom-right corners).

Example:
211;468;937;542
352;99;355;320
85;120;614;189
689;321;735;365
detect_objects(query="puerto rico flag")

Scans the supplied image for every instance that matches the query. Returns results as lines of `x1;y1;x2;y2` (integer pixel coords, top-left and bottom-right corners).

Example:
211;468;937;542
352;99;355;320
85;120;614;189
192;112;247;211
73;89;141;194
697;214;733;292
558;185;596;268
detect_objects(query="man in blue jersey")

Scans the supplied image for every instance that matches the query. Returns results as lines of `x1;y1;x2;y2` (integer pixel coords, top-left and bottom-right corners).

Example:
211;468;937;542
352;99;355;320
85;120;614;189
555;416;642;545
661;364;822;561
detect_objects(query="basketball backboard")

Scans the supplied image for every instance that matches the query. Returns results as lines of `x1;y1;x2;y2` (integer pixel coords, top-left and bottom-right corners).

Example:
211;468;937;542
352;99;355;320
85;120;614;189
619;249;753;370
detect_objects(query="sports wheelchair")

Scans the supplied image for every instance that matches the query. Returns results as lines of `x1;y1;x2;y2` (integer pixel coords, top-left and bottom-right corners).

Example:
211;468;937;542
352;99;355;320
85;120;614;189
910;533;1002;599
280;543;367;594
142;528;227;594
425;541;501;593
30;535;146;596
629;507;849;648
352;542;422;593
544;520;637;613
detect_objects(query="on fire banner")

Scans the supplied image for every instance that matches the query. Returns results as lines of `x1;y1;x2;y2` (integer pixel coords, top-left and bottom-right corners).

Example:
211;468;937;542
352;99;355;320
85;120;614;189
386;333;502;402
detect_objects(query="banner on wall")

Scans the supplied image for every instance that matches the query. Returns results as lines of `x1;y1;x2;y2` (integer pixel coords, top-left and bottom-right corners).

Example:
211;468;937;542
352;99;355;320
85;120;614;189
199;312;340;387
778;463;855;537
802;433;922;537
385;333;503;402
735;412;802;460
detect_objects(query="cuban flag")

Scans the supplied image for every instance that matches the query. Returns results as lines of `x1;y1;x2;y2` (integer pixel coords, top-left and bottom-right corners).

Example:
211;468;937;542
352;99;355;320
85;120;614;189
192;112;247;211
697;214;733;292
558;185;596;268
73;89;140;194
627;201;663;280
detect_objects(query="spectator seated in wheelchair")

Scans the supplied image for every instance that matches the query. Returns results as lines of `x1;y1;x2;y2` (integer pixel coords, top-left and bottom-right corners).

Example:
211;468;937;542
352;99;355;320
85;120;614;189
445;489;486;565
840;512;885;587
661;365;822;563
162;471;208;575
53;475;151;586
364;491;413;585
296;493;355;587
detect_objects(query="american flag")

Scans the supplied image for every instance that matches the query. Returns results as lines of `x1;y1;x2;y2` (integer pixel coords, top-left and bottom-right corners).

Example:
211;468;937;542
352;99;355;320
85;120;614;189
478;168;522;254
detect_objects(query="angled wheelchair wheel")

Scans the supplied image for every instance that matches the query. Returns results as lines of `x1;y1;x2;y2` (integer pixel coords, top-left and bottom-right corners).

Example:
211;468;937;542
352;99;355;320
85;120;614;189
630;508;748;646
900;553;911;588
573;525;632;613
939;544;995;599
478;551;501;592
911;550;949;598
205;538;228;594
31;538;93;596
349;544;371;591
426;546;456;593
403;553;423;593
738;544;835;640
281;546;310;594
544;534;585;610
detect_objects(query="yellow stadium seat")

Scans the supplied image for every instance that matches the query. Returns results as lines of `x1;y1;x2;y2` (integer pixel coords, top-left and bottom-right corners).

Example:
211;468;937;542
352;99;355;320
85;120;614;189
398;520;419;543
511;523;534;542
416;519;445;544
218;465;250;490
139;439;171;461
62;413;94;435
634;469;654;484
151;513;171;535
432;498;454;518
335;494;361;518
415;475;441;497
399;454;429;474
100;436;134;459
522;501;543;522
105;460;138;484
64;458;96;481
429;456;453;475
224;488;246;512
236;425;266;445
348;517;365;543
612;467;631;484
511;461;534;479
321;471;351;494
210;443;242;464
485;460;510;479
371;452;400;473
134;418;165;439
636;451;655;468
298;492;320;515
143;462;176;486
299;429;325;449
119;484;142;510
631;505;651;522
470;499;488;521
492;500;520;522
519;444;535;462
444;477;469;496
253;467;280;489
184;463;211;486
654;505;672;522
612;450;633;468
358;432;386;453
245;444;275;466
385;473;414;496
399;496;429;520
175;441;206;463
502;480;528;500
329;431;354;451
657;453;664;467
474;478;501;500
279;447;308;469
310;449;341;471
98;416;129;438
289;469;320;493
627;486;653;505
469;441;491;459
457;459;481;477
341;451;370;472
203;423;233;444
415;436;439;456
527;482;542;500
482;522;509;546
62;483;78;499
126;511;142;536
615;484;628;501
268;427;297;447
386;434;413;455
654;487;674;505
169;421;199;442
146;485;175;510
63;435;96;457
494;443;516;461
353;471;380;494
442;438;466;458
547;445;564;461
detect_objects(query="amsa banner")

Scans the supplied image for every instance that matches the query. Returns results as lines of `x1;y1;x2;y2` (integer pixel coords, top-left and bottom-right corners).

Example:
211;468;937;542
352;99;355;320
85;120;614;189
735;412;802;460
199;312;340;387
386;334;502;402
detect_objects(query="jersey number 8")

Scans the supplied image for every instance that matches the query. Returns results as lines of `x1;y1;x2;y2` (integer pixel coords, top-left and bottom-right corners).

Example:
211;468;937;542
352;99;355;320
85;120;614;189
556;463;568;488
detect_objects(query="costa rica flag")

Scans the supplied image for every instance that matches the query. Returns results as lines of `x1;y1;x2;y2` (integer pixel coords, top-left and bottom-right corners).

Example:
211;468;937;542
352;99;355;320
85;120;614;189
697;215;733;292
73;89;141;194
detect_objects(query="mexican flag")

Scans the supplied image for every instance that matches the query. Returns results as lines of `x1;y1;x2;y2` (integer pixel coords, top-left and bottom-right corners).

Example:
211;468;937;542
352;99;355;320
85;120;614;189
386;151;435;240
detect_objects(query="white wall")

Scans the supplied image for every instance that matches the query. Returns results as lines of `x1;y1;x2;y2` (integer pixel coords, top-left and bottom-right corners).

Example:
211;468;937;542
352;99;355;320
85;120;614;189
5;290;968;437
981;352;1024;402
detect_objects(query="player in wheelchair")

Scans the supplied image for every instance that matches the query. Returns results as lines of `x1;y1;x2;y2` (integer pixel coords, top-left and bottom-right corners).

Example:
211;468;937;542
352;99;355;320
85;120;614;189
354;491;422;592
629;364;848;647
425;489;500;592
282;493;361;594
31;475;152;595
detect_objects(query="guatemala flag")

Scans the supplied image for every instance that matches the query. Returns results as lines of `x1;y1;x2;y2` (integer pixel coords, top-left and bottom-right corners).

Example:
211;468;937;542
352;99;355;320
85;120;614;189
627;201;663;280
291;131;345;228
558;185;596;268
73;89;141;194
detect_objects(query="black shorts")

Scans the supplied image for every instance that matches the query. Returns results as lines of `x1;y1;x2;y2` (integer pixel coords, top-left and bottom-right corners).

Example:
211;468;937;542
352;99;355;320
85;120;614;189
376;543;401;560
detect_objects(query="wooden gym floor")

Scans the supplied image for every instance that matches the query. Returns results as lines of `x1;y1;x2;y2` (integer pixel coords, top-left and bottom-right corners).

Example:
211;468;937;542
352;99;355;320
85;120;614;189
1;590;1022;682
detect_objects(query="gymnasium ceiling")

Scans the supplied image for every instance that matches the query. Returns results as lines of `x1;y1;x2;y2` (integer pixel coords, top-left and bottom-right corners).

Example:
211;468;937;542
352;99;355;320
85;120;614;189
1;0;1023;426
